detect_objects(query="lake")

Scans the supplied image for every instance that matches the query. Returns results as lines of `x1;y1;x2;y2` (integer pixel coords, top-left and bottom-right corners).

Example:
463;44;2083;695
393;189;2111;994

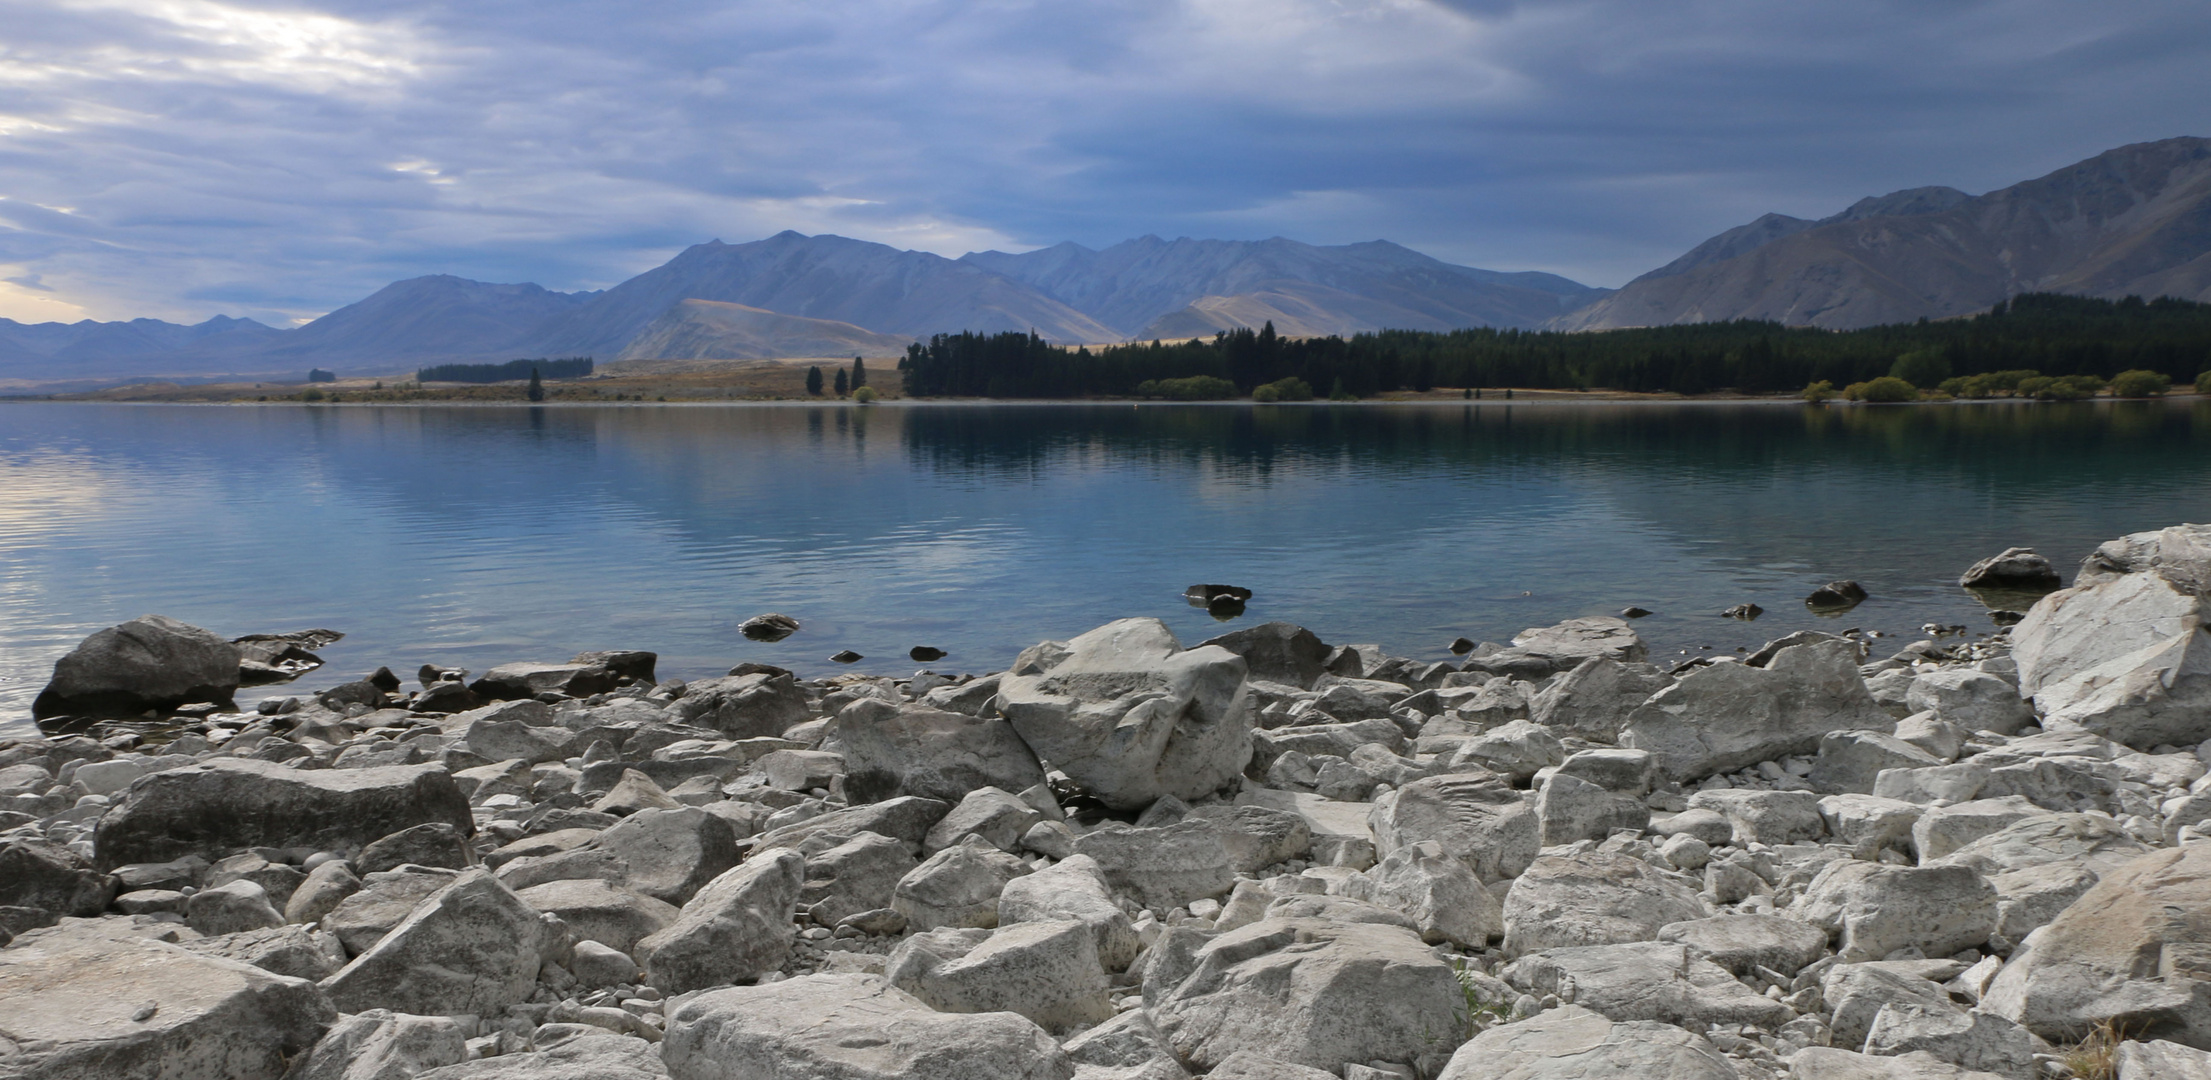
3;399;2209;737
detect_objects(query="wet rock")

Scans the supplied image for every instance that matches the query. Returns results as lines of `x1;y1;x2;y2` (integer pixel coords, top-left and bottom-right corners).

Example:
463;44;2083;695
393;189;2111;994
830;650;864;664
1722;603;1763;619
1000;618;1254;811
909;646;947;662
284;1008;469;1080
638;847;804;995
886;918;1114;1030
1368;771;1540;884
323;869;556;1015
1435;1004;1738;1080
1500;852;1706;956
1620;637;1892;781
94;758;472;870
33;614;242;720
661;972;1073;1080
0;919;336;1079
1960;547;2064;591
739;613;801;641
1807;580;1870;611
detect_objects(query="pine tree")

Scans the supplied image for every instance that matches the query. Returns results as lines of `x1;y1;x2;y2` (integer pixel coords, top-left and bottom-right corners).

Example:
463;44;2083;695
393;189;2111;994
806;366;824;395
526;367;545;402
834;368;849;396
851;357;868;388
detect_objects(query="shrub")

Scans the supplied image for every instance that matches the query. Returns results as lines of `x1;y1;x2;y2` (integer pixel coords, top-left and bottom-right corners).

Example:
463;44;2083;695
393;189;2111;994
1982;369;2039;394
1850;376;1918;403
1254;376;1314;402
2109;369;2171;397
1801;380;1835;402
1136;375;1237;400
852;386;878;403
300;387;324;402
1251;383;1279;403
1328;377;1357;402
1890;349;1950;388
2199;369;2211;395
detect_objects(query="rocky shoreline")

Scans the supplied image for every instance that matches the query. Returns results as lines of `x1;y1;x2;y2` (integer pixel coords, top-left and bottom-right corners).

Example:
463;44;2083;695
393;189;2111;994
3;525;2210;1080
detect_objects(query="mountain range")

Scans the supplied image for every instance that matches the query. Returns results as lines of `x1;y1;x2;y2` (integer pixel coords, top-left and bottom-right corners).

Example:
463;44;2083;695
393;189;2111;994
4;135;2208;386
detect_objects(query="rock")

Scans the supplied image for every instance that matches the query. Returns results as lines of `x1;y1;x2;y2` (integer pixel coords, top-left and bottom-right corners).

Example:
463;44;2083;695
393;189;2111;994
801;831;916;926
1929;812;2150;878
1368;771;1540;884
570;939;640;986
515;878;678;954
1657;914;1829;976
1435;1003;1738;1080
187;879;286;935
2011;524;2211;748
1364;840;1502;948
572;648;657;683
1787;1047;2012;1078
997;854;1141;972
94;758;472;870
323;869;555;1015
586;806;742;905
637;847;804;995
1861;1003;2041;1079
1071;819;1236;910
893;835;1032;930
1981;844;2211;1046
416;1029;673;1078
924;786;1045;854
177;923;348;981
829;650;864;664
32;614;242;720
284;1009;469;1080
1186;804;1312;872
1555;747;1657;794
1501;941;1795;1029
1824;963;1970;1051
456;715;575;765
322;867;460;956
593;768;683;816
1906;671;2035;736
670;672;812;738
1910;798;2043;863
828;700;1046;804
1447;718;1565;783
1534;772;1650;846
1723;603;1763;620
1060;1009;1189;1080
886;918;1114;1030
469;661;620;701
1797;862;1998;963
1874;763;1993;805
1687;788;1828;845
999;618;1254;810
1813;730;1947;795
1150;918;1473;1075
2116;1039;2211;1079
1500;853;1706;956
1821;794;1925;858
1983;862;2102;952
356;822;473;875
1206;1052;1337;1080
752;795;951;854
1808;580;1870;611
1198;621;1332;689
1622;637;1892;781
1237;787;1378;869
0;839;117;920
1961;547;2064;591
660;972;1073;1079
0;919;336;1079
1463;617;1647;678
739;613;801;641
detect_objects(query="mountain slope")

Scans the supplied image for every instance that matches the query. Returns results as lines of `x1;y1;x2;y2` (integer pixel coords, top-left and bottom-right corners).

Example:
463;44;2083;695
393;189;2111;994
962;235;1604;336
256;275;596;366
616;300;913;360
0;315;286;380
526;232;1118;353
1558;138;2211;330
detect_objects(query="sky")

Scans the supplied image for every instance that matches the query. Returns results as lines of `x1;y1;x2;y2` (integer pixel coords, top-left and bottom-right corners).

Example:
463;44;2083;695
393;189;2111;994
1;0;2207;326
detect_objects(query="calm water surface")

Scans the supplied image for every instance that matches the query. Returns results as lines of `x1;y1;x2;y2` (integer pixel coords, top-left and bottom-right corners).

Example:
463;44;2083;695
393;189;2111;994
3;400;2209;737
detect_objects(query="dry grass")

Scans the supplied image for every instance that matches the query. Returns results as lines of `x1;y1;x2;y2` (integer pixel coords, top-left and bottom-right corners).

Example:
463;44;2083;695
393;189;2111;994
37;358;905;404
2062;1019;2128;1080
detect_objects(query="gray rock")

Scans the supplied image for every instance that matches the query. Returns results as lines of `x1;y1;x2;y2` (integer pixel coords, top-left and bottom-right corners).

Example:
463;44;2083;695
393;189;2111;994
1555;747;1658;795
1150;917;1473;1075
1824;962;1963;1051
1368;771;1540;884
94;758;472;870
1820;794;1925;858
1500;941;1795;1029
1061;1009;1189;1080
1798;862;1998;963
1500;853;1706;956
1197;621;1332;690
1528;657;1673;742
187;879;286;935
176;922;348;981
638;847;804;994
1929;812;2151;878
1874;763;1993;805
569;939;640;986
1787;1047;2011;1078
32;614;241;720
417;1029;671;1079
322;869;555;1015
1621;638;1893;782
2012;524;2211;748
669;671;812;738
1436;1003;1738;1080
828;699;1046;804
1813;731;1947;795
1071;819;1237;910
0;919;336;1079
893;835;1032;930
1687;788;1827;845
356;822;473;876
1960;547;2063;591
752;795;950;854
0;839;117;920
1205;1052;1337;1080
1463;616;1647;678
1535;772;1650;846
1984;862;2100;952
1186;804;1312;872
1446;719;1566;784
660;972;1074;1080
997;854;1141;972
1365;839;1502;948
456;716;574;765
1862;1003;2041;1079
1657;914;1830;976
2116;1039;2211;1080
924;786;1045;854
1905;672;2035;737
282;1008;468;1080
1910;798;2043;863
886;918;1114;1030
585;806;742;905
515;878;678;954
801;830;916;926
205;852;308;907
469;661;619;700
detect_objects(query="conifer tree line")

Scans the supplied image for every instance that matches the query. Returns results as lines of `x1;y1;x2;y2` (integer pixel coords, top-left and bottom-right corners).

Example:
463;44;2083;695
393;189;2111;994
897;294;2211;398
417;357;593;384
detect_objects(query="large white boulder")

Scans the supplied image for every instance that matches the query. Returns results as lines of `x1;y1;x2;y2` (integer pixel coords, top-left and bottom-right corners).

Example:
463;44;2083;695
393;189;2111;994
996;854;1140;972
1368;771;1539;884
827;700;1047;804
1797;862;1998;963
1500;853;1706;956
322;869;557;1016
885;919;1114;1030
661;972;1073;1080
999;619;1254;810
637;848;804;995
1621;638;1892;781
1436;1004;1738;1080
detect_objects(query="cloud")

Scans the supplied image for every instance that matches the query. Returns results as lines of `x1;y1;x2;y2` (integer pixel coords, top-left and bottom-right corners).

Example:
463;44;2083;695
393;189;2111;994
0;0;2206;322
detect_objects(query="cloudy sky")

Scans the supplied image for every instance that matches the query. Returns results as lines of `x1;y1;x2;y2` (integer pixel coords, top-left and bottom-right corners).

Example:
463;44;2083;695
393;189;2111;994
2;0;2207;325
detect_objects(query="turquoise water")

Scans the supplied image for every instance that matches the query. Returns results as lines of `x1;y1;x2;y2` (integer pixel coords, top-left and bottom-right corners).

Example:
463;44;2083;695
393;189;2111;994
3;399;2209;736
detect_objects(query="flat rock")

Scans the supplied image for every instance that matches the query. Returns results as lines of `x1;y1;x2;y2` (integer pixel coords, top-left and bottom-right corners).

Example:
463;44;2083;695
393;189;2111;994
885;918;1114;1030
1501;941;1795;1030
94;758;472;870
515;878;679;954
1436;1003;1738;1080
660;972;1073;1080
284;1008;469;1080
829;700;1046;804
1500;852;1706;956
1368;771;1539;884
1620;638;1891;782
1657;914;1830;977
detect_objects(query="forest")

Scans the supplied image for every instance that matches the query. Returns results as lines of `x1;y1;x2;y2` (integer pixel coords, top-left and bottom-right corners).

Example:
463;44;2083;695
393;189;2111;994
897;293;2211;398
417;357;594;384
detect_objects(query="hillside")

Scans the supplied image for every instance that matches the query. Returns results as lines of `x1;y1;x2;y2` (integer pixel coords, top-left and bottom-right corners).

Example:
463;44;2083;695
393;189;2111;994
1559;137;2211;330
616;299;913;361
